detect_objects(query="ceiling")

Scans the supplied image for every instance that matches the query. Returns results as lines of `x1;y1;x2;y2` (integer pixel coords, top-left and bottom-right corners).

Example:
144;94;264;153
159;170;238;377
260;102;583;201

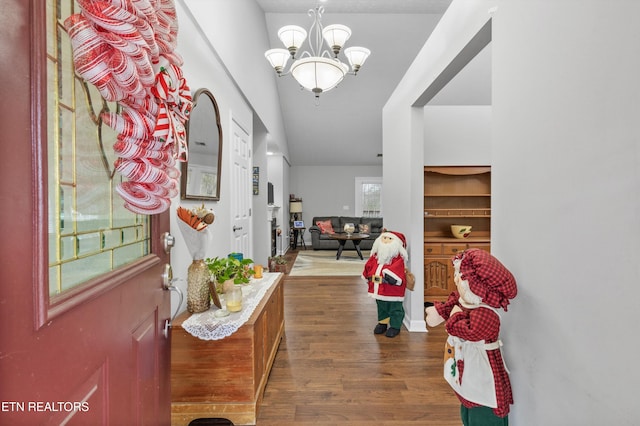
255;0;452;14
255;0;491;166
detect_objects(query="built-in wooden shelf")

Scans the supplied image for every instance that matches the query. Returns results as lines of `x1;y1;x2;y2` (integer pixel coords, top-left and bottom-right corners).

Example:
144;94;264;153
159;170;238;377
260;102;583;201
423;166;491;301
425;208;491;217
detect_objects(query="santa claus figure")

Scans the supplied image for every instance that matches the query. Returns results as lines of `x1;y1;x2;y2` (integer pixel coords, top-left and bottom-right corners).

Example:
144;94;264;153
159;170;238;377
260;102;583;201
425;248;517;426
362;231;408;338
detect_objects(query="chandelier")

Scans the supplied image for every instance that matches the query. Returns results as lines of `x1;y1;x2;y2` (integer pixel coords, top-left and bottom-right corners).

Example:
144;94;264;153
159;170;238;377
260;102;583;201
264;5;371;99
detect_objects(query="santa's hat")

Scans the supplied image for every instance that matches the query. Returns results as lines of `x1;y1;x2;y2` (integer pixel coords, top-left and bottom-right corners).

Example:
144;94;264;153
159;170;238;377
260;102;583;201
381;230;406;248
452;248;517;310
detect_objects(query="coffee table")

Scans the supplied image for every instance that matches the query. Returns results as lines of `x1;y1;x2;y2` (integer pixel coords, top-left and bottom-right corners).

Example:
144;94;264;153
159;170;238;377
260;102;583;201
328;233;370;260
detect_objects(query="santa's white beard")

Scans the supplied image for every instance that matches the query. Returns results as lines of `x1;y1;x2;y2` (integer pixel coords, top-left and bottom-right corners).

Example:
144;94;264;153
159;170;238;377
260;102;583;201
373;241;401;265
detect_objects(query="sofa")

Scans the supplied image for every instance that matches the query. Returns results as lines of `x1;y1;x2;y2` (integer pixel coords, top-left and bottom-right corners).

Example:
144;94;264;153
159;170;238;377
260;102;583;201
308;216;383;250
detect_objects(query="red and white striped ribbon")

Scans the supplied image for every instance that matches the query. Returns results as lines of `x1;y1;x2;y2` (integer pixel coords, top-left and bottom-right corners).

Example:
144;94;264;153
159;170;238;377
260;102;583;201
64;0;192;214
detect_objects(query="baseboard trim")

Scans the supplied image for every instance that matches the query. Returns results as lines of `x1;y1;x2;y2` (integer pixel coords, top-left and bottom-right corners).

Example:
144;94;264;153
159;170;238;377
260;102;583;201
405;318;428;333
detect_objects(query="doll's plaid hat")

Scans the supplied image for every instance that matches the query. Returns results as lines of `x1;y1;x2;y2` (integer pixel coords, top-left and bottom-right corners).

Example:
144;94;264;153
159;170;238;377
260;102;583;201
453;248;517;310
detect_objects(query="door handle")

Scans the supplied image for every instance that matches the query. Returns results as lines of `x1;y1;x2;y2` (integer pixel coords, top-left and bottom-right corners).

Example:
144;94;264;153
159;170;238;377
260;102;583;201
161;263;173;289
161;232;175;254
233;226;243;232
161;263;183;338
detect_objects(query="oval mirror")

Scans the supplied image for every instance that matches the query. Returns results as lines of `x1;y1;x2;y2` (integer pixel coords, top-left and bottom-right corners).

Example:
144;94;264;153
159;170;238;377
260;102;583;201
181;88;223;201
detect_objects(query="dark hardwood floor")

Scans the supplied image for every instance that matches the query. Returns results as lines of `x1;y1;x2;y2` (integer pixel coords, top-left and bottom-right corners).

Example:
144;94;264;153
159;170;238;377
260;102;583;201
256;250;461;425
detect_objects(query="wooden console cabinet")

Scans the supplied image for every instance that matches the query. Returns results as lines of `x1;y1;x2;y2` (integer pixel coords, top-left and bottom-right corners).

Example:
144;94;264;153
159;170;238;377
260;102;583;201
424;166;491;301
170;274;284;425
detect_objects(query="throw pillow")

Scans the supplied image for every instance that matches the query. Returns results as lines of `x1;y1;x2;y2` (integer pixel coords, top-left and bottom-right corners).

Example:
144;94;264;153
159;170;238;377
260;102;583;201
359;223;371;234
316;220;335;234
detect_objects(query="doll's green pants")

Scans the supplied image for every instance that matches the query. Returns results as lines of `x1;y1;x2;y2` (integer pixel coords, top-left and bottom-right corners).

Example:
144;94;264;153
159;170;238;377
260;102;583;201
461;405;508;426
376;300;404;329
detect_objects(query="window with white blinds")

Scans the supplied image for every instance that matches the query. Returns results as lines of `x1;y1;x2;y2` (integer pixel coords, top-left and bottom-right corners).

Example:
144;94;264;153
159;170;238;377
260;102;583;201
355;177;383;217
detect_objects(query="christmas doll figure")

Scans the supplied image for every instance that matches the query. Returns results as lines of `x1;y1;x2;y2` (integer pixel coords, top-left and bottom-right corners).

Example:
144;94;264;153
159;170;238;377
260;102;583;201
362;231;408;338
425;248;517;426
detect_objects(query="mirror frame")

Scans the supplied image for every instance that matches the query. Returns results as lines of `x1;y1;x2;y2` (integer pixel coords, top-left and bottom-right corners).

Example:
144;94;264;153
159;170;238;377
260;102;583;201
181;88;223;201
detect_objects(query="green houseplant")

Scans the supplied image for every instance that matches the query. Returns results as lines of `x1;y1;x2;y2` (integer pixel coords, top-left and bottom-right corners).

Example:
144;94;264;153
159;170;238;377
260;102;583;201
205;256;255;294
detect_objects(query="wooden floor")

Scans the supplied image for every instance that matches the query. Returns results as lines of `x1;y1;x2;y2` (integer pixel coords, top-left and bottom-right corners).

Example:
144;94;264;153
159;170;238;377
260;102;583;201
255;252;461;425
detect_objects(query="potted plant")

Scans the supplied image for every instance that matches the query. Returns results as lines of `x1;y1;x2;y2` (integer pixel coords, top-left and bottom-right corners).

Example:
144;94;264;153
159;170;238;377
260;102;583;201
268;255;288;273
205;255;255;294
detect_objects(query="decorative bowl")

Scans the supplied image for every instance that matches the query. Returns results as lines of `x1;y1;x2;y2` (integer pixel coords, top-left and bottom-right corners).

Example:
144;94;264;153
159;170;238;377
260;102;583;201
343;223;355;235
451;225;472;239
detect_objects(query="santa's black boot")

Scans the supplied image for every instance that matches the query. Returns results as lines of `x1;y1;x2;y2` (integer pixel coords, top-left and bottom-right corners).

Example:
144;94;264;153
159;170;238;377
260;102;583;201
385;327;400;338
373;323;388;334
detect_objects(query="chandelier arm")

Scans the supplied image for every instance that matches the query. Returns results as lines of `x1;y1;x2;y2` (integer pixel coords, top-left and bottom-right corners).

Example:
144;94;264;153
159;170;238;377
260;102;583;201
306;6;325;57
319;51;334;59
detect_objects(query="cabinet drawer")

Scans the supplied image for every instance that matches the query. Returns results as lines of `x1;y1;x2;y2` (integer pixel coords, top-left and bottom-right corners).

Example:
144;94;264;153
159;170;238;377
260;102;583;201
424;243;442;255
443;244;467;255
470;243;491;253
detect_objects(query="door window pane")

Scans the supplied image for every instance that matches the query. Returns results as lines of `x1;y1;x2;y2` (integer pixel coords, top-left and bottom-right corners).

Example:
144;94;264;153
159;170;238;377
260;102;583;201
46;0;150;297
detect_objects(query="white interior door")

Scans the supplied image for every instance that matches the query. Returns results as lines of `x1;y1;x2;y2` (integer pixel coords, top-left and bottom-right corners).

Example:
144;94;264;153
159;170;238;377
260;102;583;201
230;116;252;258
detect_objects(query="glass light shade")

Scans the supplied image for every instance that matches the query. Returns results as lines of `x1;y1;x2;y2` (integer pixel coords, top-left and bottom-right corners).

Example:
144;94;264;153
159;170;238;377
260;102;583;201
290;57;348;94
344;46;371;71
264;48;290;72
278;25;307;51
289;201;303;213
322;24;351;51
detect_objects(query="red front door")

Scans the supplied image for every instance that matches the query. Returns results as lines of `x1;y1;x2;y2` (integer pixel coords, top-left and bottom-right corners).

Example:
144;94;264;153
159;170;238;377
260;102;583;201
0;1;172;425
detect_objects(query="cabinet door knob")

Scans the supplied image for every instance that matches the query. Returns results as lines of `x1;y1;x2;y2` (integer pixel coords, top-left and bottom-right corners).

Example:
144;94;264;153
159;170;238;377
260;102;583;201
426;248;432;253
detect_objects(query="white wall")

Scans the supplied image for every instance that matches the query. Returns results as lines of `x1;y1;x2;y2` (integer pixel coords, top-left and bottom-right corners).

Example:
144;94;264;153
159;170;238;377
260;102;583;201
181;0;289;159
424;106;491;165
169;1;287;315
384;0;494;333
493;1;640;424
290;165;382;243
386;0;640;423
169;1;250;314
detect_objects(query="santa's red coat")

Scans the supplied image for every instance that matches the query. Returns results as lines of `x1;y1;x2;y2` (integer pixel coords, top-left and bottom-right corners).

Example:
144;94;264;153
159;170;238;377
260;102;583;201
362;254;406;301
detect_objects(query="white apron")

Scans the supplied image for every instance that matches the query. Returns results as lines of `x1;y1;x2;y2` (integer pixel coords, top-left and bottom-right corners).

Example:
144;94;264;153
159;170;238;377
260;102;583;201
443;305;506;408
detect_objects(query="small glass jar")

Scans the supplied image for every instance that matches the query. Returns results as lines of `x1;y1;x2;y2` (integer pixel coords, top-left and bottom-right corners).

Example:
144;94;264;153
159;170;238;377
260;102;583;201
254;264;263;279
226;287;243;312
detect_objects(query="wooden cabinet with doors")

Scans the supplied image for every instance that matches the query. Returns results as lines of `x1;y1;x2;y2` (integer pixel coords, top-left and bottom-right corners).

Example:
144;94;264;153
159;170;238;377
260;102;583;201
423;166;491;301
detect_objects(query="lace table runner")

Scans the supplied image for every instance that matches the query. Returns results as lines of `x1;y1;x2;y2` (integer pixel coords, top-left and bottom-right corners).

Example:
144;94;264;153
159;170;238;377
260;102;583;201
182;273;280;341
